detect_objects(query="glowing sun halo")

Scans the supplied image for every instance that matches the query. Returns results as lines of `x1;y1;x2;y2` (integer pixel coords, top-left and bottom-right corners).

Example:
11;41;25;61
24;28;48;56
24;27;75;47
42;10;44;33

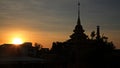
12;38;23;45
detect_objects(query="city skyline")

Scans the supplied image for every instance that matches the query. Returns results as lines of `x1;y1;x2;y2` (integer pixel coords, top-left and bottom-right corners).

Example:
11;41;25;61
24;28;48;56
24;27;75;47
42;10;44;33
0;0;120;48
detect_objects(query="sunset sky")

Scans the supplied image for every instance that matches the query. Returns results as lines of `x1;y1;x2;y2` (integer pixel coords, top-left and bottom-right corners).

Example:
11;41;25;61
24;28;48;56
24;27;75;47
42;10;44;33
0;0;120;48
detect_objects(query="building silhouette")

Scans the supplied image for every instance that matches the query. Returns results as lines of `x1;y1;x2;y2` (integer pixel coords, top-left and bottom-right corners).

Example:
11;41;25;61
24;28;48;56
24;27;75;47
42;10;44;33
50;2;116;68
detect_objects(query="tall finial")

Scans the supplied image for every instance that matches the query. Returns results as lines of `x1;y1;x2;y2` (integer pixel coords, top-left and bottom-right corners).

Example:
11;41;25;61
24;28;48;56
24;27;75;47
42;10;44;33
77;1;81;25
96;26;101;40
78;1;80;17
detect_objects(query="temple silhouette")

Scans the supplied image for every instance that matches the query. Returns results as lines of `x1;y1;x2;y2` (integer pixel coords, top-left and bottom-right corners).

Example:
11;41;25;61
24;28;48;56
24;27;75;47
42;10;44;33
0;2;120;68
50;2;116;68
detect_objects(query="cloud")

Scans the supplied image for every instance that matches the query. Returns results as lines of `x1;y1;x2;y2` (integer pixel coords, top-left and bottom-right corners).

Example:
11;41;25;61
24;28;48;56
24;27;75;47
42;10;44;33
0;0;76;32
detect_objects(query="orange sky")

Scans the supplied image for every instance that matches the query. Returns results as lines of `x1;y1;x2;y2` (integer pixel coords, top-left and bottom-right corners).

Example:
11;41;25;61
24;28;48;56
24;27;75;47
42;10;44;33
0;29;70;48
0;28;120;49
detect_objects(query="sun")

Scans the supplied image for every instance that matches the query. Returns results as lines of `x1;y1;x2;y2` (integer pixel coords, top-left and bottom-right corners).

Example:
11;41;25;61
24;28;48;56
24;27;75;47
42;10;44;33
12;38;23;45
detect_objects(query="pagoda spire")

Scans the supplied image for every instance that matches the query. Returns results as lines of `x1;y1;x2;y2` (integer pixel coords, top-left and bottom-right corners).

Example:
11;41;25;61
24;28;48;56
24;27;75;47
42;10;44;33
69;1;88;41
77;1;80;25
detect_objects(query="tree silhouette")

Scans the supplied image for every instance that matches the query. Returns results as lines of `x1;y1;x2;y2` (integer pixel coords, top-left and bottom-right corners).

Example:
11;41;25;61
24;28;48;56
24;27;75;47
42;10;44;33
34;43;42;50
90;31;96;40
